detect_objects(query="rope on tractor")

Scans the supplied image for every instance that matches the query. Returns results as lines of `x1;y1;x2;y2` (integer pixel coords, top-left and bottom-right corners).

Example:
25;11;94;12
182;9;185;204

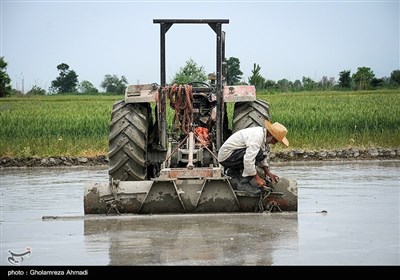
167;84;194;135
256;187;282;213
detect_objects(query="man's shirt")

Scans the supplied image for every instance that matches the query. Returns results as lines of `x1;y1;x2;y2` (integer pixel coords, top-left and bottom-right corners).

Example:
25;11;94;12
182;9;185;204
218;126;270;177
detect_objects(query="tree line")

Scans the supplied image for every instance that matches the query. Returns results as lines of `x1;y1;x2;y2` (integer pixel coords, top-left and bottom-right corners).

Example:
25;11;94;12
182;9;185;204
1;56;399;97
245;63;400;92
169;57;400;92
47;63;128;95
0;58;128;97
225;57;399;92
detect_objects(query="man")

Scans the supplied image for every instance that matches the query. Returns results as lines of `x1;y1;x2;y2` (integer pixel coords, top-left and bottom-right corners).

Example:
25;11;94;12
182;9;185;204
218;120;289;195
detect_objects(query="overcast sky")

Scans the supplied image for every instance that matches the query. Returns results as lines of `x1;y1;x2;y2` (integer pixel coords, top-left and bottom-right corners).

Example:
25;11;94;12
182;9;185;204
1;0;399;92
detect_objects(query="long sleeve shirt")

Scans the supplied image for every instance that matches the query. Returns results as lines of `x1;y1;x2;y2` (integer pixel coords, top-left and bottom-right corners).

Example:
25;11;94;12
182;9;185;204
218;126;270;177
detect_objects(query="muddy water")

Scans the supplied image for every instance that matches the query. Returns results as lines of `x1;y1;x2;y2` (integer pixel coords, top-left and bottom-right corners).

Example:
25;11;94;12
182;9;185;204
1;160;399;266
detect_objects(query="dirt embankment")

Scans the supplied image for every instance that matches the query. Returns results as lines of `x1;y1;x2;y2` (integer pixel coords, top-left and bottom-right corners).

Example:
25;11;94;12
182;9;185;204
1;147;399;168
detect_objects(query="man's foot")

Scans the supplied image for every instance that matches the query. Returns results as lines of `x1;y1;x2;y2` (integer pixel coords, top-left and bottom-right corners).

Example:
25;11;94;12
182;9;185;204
237;181;261;195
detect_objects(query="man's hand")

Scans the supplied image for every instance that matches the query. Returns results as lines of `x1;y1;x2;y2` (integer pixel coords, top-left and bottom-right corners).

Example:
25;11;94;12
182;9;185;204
254;174;266;187
263;168;279;184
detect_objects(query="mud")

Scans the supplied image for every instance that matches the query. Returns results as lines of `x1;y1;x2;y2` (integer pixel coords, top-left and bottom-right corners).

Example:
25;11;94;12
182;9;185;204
1;147;399;167
1;160;399;265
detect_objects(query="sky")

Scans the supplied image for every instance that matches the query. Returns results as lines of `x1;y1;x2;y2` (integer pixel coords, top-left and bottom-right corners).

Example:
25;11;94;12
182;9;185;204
1;0;399;92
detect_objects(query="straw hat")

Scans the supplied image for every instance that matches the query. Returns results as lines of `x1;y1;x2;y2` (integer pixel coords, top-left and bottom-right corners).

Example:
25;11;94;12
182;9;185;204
265;120;289;147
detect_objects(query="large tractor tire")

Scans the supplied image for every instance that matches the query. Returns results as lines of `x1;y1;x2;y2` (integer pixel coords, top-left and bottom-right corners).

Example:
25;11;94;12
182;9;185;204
108;100;150;181
232;99;270;133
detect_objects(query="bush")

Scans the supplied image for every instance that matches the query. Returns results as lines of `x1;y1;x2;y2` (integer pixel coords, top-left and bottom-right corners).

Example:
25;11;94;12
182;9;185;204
26;85;46;96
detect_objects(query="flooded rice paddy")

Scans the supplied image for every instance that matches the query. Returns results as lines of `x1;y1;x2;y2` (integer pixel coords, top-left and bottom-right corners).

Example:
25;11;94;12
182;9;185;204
1;160;399;266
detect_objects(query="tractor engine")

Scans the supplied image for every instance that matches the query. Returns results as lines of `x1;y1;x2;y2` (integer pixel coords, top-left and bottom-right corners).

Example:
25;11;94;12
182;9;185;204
192;91;217;130
166;84;217;168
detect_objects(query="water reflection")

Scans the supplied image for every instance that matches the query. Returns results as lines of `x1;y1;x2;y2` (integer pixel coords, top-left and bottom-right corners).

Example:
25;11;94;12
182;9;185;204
84;213;298;265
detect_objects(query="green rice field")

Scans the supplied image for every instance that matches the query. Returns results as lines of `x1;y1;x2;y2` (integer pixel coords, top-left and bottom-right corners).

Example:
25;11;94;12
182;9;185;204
1;90;399;157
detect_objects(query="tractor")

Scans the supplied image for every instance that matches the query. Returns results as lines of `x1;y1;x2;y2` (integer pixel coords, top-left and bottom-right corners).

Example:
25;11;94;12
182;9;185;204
84;19;297;214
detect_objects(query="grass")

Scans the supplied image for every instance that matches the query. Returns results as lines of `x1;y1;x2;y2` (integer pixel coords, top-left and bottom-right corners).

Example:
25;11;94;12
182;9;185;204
0;90;399;157
0;95;121;157
257;90;400;152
